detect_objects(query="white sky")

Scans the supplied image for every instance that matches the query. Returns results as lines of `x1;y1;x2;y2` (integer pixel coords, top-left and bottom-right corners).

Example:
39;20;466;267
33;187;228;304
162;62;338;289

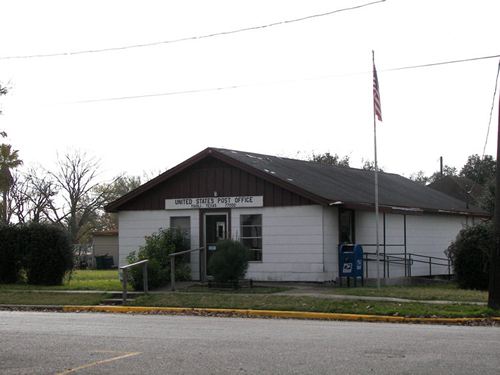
1;0;499;183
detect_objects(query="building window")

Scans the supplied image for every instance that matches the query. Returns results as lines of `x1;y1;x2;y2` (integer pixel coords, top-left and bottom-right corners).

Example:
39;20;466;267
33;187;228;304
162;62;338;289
339;209;355;244
170;216;191;248
240;214;262;262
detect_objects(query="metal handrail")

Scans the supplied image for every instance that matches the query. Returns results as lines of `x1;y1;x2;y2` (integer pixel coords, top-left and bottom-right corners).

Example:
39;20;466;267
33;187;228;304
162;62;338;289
169;247;204;291
363;251;451;279
120;259;149;304
388;252;450;262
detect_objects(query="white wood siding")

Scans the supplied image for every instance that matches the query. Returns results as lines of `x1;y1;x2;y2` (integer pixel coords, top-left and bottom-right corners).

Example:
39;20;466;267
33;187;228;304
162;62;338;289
355;211;467;278
322;206;339;280
118;210;201;279
118;205;472;283
231;205;327;282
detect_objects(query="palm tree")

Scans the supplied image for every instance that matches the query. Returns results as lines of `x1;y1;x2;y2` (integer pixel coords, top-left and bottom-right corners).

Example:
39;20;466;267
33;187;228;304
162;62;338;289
0;144;23;224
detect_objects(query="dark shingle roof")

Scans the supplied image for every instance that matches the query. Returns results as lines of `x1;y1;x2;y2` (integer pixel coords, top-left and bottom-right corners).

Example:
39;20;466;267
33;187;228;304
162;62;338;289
106;147;489;216
214;148;487;216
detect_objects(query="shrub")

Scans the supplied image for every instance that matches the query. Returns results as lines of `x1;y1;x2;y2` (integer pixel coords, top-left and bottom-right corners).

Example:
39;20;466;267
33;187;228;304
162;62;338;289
446;221;493;290
0;225;22;283
127;227;190;290
207;239;250;283
22;224;73;285
0;223;73;285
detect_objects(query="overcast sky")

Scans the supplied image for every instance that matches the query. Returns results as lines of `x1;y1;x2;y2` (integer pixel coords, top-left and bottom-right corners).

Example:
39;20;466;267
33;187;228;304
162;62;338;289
1;0;499;183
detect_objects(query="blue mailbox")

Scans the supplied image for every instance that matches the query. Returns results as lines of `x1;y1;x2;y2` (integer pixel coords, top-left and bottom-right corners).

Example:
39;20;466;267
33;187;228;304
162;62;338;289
338;244;363;286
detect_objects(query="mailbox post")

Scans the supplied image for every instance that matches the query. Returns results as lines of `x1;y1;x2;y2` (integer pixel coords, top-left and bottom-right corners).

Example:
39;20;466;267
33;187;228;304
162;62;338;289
338;244;364;287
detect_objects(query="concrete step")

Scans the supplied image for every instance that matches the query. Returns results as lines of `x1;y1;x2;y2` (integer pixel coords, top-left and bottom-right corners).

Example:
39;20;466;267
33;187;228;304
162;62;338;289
101;292;144;305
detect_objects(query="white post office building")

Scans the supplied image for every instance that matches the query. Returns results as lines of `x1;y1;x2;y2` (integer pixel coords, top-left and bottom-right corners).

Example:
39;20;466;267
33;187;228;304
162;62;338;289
106;147;488;282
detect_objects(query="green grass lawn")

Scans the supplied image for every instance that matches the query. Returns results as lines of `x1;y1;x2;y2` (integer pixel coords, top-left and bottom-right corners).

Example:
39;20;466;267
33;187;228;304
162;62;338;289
130;293;499;318
328;283;488;302
0;273;496;318
0;270;128;291
0;291;108;305
182;285;291;294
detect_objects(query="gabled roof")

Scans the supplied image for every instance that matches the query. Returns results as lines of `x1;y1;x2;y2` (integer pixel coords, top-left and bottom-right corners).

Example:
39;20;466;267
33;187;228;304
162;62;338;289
106;147;489;217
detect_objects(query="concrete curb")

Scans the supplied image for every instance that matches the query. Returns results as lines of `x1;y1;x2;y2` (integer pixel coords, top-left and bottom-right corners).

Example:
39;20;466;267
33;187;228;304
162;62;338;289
61;305;500;325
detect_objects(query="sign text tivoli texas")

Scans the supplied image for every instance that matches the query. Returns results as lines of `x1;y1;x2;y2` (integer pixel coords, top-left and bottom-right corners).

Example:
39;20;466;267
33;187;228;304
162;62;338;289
165;196;263;210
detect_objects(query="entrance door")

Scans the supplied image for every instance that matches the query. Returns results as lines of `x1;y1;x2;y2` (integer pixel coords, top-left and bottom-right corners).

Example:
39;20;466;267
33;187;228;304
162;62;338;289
204;213;228;271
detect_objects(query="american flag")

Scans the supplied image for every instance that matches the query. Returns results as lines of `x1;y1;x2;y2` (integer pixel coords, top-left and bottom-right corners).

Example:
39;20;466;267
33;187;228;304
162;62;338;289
373;62;382;122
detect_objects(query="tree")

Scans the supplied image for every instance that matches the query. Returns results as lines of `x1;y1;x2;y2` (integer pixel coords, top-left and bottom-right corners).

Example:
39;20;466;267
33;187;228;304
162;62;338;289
479;178;495;214
409;170;429;185
309;152;350;167
1;84;8;137
9;168;58;224
428;165;458;184
361;158;383;172
0;144;23;224
47;151;112;244
93;175;141;230
460;154;496;186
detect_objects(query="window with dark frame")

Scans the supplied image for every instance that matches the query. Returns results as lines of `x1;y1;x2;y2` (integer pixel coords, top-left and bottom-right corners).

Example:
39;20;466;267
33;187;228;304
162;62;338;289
170;216;191;249
240;214;262;262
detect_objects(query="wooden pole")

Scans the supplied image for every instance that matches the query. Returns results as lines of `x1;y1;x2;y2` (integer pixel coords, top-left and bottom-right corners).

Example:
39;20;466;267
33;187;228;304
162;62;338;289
489;62;500;309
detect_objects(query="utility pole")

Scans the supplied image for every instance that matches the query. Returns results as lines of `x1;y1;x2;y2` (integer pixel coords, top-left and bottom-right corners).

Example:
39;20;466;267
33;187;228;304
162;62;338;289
440;156;443;177
489;68;500;309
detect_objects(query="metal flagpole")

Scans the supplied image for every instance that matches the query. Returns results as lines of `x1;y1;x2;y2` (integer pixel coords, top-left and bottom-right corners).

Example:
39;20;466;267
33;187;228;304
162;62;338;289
372;50;381;289
373;105;380;289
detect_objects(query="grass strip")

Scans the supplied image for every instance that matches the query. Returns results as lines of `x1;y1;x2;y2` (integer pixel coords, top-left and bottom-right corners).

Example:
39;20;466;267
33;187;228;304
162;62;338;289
181;285;291;294
129;293;499;318
328;284;487;302
0;270;127;291
0;291;109;306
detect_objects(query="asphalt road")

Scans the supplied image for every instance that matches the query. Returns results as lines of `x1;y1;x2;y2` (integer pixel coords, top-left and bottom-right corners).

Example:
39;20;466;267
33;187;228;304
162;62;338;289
0;311;499;375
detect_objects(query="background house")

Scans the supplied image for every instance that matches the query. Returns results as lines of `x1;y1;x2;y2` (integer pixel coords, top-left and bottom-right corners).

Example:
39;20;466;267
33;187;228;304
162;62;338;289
91;230;119;268
428;175;484;208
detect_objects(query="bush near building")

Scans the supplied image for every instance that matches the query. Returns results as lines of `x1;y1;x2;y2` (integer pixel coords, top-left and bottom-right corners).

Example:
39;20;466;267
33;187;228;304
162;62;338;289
208;239;250;284
126;227;190;290
447;221;493;290
0;224;73;285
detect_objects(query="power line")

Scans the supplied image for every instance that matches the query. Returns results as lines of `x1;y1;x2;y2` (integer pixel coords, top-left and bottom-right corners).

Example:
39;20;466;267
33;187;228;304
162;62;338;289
385;53;500;72
482;60;500;157
0;0;385;61
72;52;500;104
75;85;245;104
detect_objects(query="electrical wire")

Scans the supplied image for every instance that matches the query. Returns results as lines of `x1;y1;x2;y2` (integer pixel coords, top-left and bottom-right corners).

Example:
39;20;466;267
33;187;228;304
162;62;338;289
385;54;500;72
482;60;500;157
0;0;385;61
72;53;500;104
